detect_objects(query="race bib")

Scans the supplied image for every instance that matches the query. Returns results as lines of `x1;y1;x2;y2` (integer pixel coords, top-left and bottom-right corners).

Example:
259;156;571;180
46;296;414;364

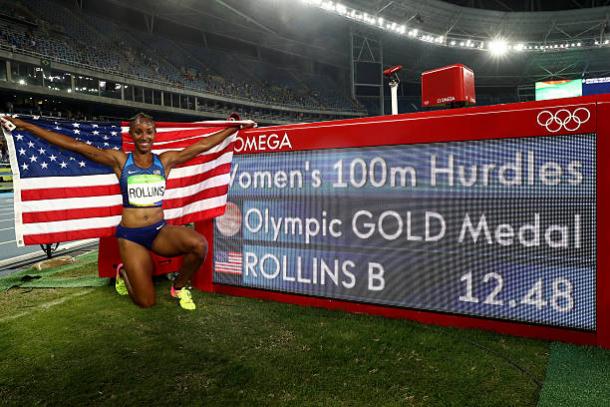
127;174;166;207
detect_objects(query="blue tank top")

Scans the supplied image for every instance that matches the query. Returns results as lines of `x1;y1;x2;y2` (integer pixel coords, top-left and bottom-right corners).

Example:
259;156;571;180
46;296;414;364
119;153;166;208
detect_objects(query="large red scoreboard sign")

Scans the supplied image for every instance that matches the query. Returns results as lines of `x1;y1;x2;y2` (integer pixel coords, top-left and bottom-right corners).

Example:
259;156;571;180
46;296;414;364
196;94;610;348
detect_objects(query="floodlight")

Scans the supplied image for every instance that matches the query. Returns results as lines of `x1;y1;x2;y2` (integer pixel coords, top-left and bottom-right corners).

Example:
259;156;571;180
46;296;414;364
488;39;509;56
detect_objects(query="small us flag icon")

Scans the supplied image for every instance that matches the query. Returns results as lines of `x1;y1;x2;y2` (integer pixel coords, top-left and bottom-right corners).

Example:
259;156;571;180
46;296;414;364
215;252;243;275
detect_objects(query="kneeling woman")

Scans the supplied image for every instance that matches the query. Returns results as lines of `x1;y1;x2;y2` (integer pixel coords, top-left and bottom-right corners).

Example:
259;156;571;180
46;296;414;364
2;113;253;310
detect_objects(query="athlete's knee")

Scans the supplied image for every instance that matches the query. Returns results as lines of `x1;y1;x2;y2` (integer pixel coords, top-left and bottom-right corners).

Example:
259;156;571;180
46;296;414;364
189;235;207;259
133;294;156;308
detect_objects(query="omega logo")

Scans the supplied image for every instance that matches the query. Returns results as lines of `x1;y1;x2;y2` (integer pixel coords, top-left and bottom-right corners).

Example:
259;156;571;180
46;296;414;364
234;132;293;153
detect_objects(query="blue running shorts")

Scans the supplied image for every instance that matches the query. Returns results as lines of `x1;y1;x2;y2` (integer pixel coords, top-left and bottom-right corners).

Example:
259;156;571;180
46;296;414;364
115;220;166;250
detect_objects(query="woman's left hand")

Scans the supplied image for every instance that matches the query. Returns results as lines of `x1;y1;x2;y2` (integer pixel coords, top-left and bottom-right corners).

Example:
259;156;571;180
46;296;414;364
239;120;257;129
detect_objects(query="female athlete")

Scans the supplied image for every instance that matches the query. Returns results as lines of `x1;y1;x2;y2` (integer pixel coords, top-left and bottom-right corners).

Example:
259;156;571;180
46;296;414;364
2;113;254;310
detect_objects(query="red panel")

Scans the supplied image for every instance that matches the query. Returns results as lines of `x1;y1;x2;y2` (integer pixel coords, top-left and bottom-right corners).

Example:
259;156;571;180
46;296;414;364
234;96;598;155
596;100;610;348
193;220;214;292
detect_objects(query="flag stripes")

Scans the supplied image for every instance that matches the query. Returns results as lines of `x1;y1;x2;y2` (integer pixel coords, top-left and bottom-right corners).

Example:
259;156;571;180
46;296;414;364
4;116;238;247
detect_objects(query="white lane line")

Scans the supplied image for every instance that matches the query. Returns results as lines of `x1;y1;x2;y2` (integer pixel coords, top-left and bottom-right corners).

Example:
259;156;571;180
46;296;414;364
0;240;16;246
0;290;95;324
0;238;98;268
0;226;14;232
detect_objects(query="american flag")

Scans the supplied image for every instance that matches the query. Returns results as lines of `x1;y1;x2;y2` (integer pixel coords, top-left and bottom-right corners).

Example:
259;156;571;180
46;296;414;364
215;251;243;275
3;116;240;247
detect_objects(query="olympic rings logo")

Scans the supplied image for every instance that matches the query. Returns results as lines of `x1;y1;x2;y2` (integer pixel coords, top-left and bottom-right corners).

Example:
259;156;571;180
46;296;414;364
536;108;591;133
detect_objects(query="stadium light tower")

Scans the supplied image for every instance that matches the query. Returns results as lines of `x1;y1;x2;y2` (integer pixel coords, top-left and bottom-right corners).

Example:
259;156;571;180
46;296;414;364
383;65;402;115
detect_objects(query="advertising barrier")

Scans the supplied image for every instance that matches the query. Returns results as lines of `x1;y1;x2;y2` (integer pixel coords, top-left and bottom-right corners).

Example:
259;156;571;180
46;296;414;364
201;94;608;347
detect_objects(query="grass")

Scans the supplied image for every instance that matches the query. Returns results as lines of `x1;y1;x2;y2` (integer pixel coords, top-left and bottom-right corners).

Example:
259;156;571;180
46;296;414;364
538;342;610;407
0;258;550;406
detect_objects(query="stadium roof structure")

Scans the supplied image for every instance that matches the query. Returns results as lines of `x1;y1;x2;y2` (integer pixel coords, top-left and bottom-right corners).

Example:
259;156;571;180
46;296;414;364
443;0;609;12
347;0;610;44
343;0;610;86
100;0;610;87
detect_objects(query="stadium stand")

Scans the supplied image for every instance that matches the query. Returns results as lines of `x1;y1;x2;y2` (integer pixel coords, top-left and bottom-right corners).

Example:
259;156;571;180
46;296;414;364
0;0;365;117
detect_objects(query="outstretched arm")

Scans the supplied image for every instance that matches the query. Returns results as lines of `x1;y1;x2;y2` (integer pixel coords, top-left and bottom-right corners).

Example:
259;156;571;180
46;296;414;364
160;120;255;172
1;116;125;171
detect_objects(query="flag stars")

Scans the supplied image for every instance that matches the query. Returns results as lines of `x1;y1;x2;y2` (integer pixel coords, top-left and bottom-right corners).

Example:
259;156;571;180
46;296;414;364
103;142;109;147
102;135;108;140
85;140;93;145
112;146;119;150
38;147;46;155
72;123;80;128
49;154;57;161
69;157;75;161
92;124;99;128
59;161;67;168
30;155;38;162
27;141;35;148
92;130;99;135
18;148;26;156
40;162;48;169
78;161;86;168
21;163;28;171
74;129;80;135
110;131;118;136
15;134;23;141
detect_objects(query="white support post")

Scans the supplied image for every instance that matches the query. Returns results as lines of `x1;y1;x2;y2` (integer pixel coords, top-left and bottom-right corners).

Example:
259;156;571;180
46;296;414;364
389;80;399;115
